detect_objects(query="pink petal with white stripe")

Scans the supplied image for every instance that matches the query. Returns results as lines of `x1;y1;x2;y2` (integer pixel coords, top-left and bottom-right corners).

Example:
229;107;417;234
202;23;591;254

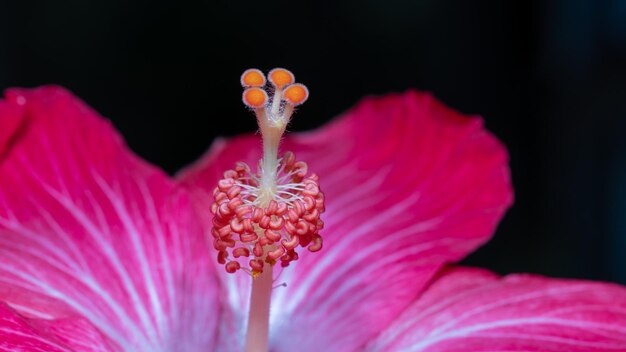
368;267;626;351
0;302;113;351
0;86;220;351
178;91;513;350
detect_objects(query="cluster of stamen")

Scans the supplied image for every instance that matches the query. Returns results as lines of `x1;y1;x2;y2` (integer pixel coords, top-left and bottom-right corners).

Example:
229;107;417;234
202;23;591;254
210;68;323;276
211;153;324;275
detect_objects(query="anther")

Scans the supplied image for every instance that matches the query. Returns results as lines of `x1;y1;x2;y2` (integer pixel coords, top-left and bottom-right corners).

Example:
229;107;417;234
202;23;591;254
217;251;228;264
250;259;264;271
233;248;250;258
241;233;258;243
308;234;323;252
269;217;284;230
267;246;286;261
282;236;299;250
225;261;241;273
265;229;281;242
259;237;273;246
259;215;271;229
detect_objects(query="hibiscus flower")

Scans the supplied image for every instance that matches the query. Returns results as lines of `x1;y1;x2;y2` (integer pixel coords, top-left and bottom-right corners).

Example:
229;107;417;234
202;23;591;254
0;69;625;352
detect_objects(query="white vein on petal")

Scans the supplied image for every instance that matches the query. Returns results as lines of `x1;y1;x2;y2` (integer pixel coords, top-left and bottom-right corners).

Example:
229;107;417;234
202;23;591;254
0;258;131;350
92;172;164;345
408;317;626;351
371;279;501;349
137;177;175;339
7;151;157;349
272;167;390;310
320;237;456;332
0;327;70;352
284;192;420;313
426;285;592;337
6;304;54;320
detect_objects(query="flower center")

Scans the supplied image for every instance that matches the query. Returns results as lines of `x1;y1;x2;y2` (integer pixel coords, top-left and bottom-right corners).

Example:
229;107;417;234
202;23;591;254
210;68;324;277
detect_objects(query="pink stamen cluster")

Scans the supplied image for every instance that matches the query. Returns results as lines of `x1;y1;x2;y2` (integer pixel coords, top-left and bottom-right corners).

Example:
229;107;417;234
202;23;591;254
211;151;325;275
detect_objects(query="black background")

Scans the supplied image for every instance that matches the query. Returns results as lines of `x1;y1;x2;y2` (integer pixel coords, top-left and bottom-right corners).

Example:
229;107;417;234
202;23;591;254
2;1;626;284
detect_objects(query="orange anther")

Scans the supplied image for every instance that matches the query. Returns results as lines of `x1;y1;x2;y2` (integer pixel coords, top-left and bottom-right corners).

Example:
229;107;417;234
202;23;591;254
242;88;268;108
268;68;295;89
241;69;266;87
283;84;309;106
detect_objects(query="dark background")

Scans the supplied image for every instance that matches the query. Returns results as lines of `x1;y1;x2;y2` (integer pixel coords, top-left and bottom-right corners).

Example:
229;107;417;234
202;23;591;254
1;1;625;284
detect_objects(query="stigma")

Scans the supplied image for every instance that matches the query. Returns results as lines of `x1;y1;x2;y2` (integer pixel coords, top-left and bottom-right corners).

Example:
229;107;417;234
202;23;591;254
210;68;324;277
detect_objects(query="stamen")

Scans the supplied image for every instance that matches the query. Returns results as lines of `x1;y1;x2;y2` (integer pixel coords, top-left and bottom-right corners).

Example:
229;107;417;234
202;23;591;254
211;152;325;275
272;282;287;289
210;68;324;276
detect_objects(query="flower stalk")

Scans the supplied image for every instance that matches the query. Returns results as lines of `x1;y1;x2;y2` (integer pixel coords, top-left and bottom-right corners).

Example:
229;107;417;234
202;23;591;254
244;264;273;352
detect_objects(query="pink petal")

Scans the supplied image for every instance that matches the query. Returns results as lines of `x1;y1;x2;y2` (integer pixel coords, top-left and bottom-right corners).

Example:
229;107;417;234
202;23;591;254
0;86;220;350
0;302;113;351
0;95;26;159
178;91;513;350
367;267;626;351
